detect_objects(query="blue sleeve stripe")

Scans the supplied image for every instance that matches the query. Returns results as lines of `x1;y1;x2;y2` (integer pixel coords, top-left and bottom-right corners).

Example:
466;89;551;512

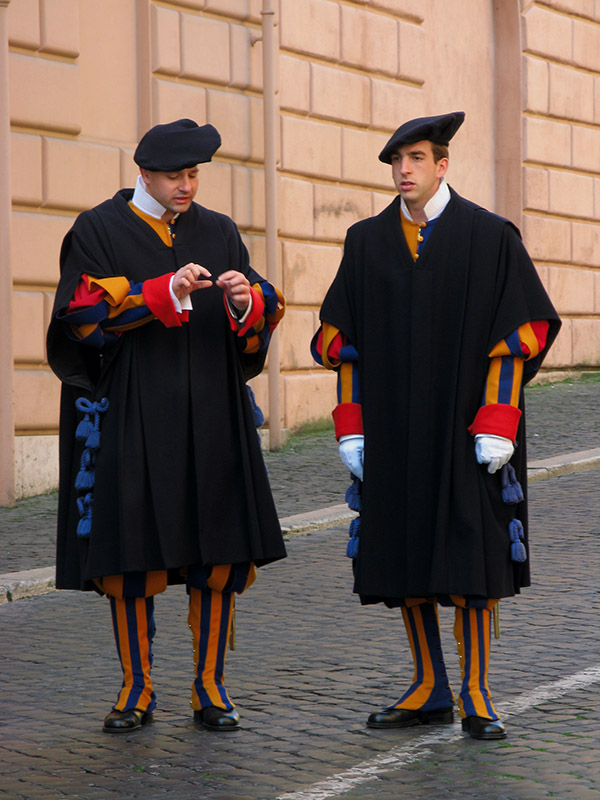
504;329;523;358
58;300;109;325
497;356;516;404
351;360;361;403
338;344;358;362
258;281;278;315
104;305;153;330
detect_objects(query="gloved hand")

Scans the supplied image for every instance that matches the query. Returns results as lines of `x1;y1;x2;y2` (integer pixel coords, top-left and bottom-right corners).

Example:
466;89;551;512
339;434;364;481
474;433;514;474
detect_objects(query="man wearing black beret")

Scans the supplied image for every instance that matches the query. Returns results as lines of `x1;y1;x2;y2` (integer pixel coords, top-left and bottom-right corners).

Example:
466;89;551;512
312;112;560;739
47;119;286;733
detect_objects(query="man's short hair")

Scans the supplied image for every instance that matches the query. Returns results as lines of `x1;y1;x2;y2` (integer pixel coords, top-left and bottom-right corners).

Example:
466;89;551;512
431;143;449;163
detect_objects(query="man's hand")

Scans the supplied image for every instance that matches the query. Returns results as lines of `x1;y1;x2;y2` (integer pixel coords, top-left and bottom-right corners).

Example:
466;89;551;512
216;270;251;312
474;434;514;474
339;434;364;481
172;263;213;300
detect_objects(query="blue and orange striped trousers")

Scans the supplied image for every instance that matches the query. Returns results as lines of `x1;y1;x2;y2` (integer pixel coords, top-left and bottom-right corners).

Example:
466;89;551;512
95;563;256;715
391;599;500;721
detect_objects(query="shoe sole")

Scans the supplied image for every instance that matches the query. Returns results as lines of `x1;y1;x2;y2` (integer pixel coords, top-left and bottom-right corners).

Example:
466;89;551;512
102;712;153;734
367;709;454;729
461;719;507;740
463;728;507;740
199;721;240;732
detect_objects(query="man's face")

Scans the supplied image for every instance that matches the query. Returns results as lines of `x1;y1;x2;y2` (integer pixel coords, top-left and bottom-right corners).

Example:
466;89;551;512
391;140;448;212
140;166;199;217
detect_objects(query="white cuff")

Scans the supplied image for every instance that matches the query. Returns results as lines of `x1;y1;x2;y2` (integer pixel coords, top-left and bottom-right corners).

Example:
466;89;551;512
169;275;193;313
227;293;253;325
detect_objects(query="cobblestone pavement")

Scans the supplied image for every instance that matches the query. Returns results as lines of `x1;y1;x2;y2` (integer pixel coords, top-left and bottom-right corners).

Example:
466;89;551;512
1;375;600;799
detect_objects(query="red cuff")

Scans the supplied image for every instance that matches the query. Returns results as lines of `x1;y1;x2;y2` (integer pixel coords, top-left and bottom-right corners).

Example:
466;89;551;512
142;273;188;328
223;286;265;336
332;403;364;440
468;403;522;441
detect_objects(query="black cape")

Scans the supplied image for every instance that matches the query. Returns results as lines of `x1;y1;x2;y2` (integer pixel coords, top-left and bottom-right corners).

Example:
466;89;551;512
47;190;286;590
319;189;560;603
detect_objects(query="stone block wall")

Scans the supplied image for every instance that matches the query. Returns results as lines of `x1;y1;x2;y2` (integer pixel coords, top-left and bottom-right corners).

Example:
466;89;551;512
3;0;600;498
520;0;600;369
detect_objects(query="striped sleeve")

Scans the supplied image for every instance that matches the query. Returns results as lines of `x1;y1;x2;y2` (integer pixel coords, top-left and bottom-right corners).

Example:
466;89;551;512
58;273;187;348
224;280;285;354
312;322;363;439
469;320;549;440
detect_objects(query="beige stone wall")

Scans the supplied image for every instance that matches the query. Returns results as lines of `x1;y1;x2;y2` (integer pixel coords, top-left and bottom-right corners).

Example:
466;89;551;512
3;0;600;499
520;0;600;370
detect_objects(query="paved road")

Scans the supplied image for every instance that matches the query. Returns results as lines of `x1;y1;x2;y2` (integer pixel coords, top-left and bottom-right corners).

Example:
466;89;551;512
1;376;600;799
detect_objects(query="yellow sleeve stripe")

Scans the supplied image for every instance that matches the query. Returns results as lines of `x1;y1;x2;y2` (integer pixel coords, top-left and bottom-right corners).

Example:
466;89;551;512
485;357;502;405
106;292;147;319
321;322;341;369
243;334;261;354
339;362;354;404
510;358;524;406
519;322;542;359
106;317;157;333
488;339;512;358
71;323;97;340
87;276;132;306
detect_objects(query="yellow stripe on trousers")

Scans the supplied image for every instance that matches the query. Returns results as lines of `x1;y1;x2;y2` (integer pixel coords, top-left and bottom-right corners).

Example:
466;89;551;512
454;606;499;720
188;587;234;711
111;596;156;713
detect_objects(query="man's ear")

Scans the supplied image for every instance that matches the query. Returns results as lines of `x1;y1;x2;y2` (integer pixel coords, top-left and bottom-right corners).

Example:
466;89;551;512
436;158;449;179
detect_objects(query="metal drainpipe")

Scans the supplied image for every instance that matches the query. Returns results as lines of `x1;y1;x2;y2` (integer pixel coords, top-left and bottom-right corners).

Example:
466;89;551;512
136;0;152;139
0;0;15;506
261;2;282;450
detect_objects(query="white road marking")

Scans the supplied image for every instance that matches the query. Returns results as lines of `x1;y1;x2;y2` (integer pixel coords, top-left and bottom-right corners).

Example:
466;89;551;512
276;665;600;800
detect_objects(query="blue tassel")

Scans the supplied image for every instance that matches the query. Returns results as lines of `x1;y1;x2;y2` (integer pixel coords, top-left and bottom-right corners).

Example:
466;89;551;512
345;476;362;512
76;493;93;538
509;518;527;562
73;397;109;536
501;464;524;505
511;540;527;563
346;517;360;558
76;416;93;441
85;430;101;450
75;433;96;488
246;385;265;428
76;517;92;536
75;469;95;490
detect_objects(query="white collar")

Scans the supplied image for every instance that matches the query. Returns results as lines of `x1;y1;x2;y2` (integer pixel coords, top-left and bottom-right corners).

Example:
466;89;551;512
400;179;451;223
131;175;177;221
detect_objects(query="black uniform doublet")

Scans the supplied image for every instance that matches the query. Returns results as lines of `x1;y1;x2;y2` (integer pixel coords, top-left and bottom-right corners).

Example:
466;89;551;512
320;189;560;603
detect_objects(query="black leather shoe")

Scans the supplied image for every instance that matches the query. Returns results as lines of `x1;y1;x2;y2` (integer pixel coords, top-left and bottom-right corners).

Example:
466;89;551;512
367;706;454;729
194;706;240;731
461;715;506;740
103;708;153;733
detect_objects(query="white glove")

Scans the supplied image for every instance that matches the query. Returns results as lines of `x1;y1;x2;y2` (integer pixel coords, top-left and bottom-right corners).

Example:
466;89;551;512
339;434;364;481
474;434;514;474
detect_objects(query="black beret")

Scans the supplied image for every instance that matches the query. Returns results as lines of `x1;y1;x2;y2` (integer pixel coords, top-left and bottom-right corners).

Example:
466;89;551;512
378;111;465;164
134;119;221;171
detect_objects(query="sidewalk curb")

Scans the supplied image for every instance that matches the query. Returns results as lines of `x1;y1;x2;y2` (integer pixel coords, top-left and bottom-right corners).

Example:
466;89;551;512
0;566;55;606
527;447;600;484
2;449;599;605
